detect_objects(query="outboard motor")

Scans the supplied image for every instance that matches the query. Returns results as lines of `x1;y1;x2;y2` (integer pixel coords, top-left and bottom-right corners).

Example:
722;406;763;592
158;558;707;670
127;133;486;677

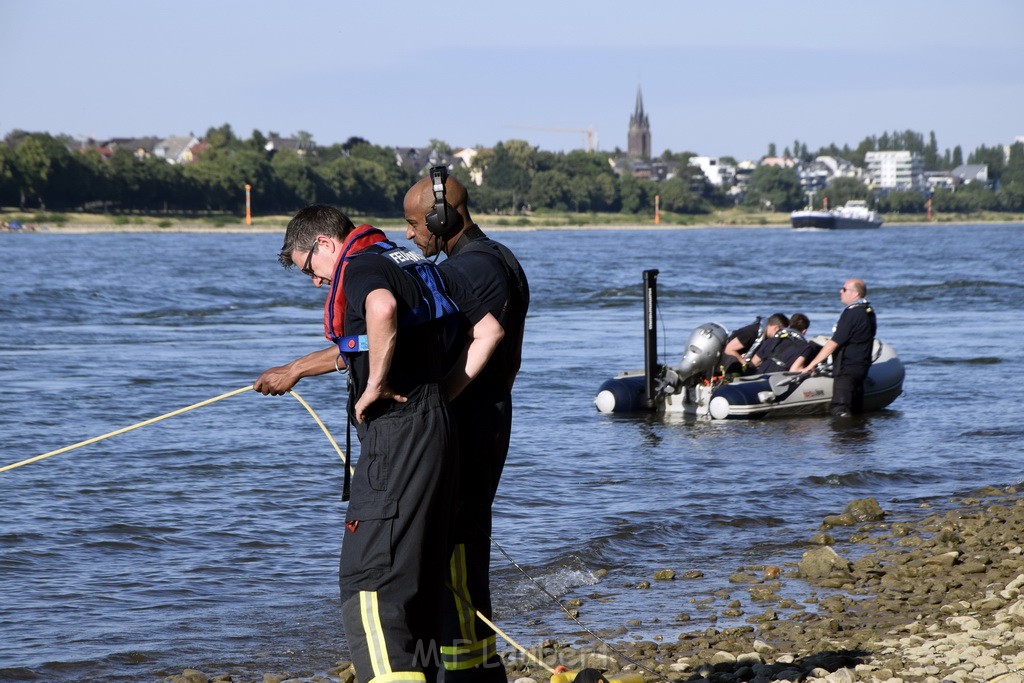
596;320;729;414
672;323;728;385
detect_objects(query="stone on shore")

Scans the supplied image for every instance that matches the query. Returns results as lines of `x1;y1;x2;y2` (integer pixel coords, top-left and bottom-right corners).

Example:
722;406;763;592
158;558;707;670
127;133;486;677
798;546;853;580
161;487;1024;683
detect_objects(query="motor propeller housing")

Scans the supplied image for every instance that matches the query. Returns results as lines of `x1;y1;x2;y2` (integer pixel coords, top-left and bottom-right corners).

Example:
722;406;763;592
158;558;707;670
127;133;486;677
674;322;728;383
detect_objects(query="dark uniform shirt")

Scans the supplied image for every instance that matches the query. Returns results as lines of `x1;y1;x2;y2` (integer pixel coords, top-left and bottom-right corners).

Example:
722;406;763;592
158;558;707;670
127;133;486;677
831;301;877;374
342;252;487;411
441;225;530;396
728;321;761;356
754;329;816;373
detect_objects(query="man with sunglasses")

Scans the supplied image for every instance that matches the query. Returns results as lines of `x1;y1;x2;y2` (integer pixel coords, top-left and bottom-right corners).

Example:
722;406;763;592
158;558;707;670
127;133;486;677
801;278;877;417
254;205;503;683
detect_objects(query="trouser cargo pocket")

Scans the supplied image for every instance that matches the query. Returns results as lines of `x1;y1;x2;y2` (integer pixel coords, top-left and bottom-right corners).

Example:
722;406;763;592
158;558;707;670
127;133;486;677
340;497;399;591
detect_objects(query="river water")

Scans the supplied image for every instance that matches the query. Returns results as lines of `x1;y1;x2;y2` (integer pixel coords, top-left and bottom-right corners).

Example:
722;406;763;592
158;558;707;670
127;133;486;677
1;223;1023;682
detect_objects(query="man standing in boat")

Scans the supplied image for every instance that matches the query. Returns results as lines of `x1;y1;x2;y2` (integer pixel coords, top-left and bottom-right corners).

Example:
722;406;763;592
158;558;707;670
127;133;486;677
404;167;529;683
800;278;877;417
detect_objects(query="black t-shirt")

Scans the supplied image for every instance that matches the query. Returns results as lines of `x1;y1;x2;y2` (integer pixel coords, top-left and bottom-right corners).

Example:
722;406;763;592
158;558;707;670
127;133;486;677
442;229;530;398
341;251;486;402
755;331;815;372
729;322;761;353
831;302;877;373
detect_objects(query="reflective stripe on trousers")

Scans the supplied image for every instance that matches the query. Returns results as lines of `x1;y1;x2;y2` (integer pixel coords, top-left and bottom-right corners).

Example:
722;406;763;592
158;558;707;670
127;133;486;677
443;543;501;673
354;590;428;683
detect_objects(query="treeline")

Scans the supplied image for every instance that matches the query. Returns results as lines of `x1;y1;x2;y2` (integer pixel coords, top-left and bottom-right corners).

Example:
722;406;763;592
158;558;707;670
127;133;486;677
2;124;1023;216
691;128;1024;213
0;125;723;217
777;130;962;170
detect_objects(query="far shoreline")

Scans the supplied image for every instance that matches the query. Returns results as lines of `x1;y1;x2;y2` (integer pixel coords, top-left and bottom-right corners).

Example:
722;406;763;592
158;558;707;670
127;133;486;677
7;219;1024;235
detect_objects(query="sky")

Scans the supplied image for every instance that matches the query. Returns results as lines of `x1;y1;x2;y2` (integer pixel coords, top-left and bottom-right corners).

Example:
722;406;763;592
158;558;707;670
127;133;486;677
2;0;1022;162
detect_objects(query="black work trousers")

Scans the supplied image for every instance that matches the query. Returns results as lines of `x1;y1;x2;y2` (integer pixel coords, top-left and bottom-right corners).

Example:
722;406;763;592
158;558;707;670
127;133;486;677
440;394;511;683
831;370;867;416
340;384;456;683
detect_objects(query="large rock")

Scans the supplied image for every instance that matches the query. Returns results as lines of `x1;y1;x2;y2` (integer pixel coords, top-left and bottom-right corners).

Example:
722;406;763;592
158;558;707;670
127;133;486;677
845;497;885;521
799;546;852;579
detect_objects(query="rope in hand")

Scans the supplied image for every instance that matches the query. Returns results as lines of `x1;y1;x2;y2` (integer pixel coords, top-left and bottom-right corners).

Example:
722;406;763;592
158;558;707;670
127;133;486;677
1;385;653;679
0;386;544;667
0;386;350;474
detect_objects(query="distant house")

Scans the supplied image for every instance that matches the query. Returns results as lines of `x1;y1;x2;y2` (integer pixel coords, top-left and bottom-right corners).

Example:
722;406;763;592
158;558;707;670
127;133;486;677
154;135;201;164
264;134;315;156
816;155;861;179
730;160;757;197
394;146;451;176
865;150;925;191
760;156;797;169
951;164;989;185
611;157;676;182
100;136;161;159
925;171;956;191
452;147;483;185
188;140;210;161
688;156;736;187
796;156;863;194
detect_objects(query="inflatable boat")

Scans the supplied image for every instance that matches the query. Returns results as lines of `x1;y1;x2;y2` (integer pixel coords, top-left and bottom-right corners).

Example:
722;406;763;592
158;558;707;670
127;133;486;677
594;270;905;419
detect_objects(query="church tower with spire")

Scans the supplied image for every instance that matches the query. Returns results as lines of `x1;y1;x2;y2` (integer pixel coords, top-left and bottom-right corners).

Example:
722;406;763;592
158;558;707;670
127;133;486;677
627;86;651;161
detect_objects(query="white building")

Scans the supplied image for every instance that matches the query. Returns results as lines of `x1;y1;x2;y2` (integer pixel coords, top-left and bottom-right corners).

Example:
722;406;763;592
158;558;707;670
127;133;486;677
864;150;925;190
815;155;861;179
154;135;201;164
452;147;483;186
797;156;864;194
688;156;736;187
951;164;989;185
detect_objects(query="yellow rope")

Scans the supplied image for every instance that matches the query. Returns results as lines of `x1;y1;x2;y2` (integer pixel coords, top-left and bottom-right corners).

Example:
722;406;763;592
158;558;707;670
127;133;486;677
1;386;255;474
286;389;351;472
1;384;539;671
478;610;555;674
447;582;556;674
0;386;350;474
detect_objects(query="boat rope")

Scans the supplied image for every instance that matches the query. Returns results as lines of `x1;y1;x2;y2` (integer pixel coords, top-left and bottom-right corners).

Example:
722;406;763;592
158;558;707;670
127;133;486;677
3;385;667;680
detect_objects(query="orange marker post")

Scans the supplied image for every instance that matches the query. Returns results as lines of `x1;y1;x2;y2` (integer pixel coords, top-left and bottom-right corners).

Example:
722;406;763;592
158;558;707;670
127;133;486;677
654;194;660;225
244;183;252;225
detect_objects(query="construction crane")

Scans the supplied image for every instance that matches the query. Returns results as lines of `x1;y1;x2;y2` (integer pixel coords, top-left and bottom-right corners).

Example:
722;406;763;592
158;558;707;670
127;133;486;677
506;124;597;152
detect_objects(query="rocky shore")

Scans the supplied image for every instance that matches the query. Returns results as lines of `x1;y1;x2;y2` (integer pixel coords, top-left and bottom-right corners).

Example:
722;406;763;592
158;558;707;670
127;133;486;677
161;484;1024;683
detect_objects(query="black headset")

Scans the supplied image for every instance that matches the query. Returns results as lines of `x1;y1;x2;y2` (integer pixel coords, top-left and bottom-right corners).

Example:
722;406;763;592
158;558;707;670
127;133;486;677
425;165;459;239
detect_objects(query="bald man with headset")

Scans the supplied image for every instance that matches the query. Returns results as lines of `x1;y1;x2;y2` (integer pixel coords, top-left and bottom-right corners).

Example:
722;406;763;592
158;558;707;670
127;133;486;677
404;167;529;683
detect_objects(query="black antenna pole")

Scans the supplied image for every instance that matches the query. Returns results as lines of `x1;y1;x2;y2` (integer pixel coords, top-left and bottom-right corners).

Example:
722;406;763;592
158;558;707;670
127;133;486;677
642;269;659;410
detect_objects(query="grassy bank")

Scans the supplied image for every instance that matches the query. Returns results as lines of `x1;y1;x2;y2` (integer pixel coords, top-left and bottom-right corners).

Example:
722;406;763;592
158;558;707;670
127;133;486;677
3;207;1022;233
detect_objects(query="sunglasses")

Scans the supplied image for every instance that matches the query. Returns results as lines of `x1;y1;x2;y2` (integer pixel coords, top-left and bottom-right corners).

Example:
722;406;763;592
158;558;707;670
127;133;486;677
301;243;317;277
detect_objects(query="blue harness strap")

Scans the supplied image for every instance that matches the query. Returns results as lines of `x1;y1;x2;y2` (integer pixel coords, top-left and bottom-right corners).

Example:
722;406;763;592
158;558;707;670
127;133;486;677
334;243;460;355
336;335;370;354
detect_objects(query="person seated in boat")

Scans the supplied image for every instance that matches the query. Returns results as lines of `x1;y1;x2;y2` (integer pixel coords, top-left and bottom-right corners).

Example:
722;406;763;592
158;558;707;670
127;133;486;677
751;313;817;373
721;313;788;375
785;313;822;371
